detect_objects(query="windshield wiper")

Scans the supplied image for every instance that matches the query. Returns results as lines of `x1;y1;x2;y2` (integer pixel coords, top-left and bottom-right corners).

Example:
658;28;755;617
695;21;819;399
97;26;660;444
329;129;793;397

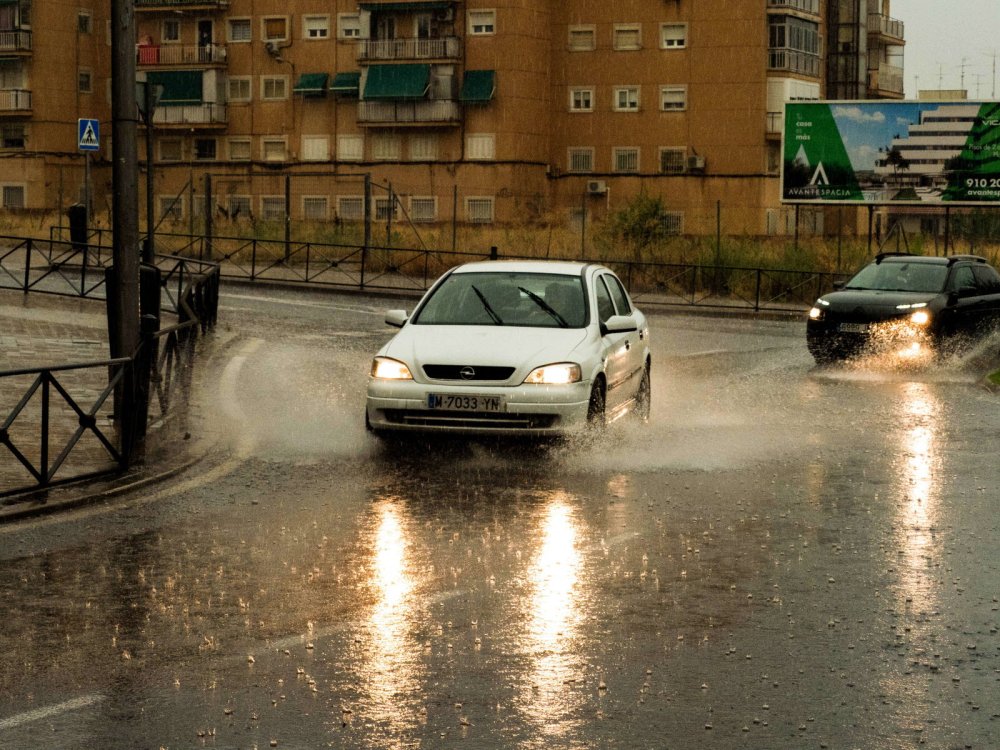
517;286;569;327
471;285;503;325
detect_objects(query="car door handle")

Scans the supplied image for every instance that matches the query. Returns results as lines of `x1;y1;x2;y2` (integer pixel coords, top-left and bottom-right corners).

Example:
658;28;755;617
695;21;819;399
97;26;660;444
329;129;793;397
625;341;631;351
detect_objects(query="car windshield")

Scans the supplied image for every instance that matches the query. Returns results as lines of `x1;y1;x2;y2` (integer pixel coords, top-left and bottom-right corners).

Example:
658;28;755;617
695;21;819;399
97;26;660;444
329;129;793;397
413;271;587;328
845;260;947;293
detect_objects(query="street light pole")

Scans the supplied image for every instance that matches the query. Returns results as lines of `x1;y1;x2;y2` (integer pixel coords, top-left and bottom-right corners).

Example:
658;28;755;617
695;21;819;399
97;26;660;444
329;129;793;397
142;78;156;264
109;0;141;458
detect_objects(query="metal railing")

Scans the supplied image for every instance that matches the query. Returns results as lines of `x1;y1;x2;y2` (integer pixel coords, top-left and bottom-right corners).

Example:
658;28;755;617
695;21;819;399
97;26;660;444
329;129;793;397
766;0;820;15
0;234;220;500
358;99;460;125
0;88;31;112
867;12;905;40
152;103;227;126
767;48;821;78
0;29;31;52
136;0;229;8
357;36;461;62
137;43;227;65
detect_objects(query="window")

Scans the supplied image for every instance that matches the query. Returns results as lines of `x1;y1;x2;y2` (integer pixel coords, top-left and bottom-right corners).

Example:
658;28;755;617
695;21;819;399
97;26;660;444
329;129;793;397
465;197;494;223
0;123;26;149
568;26;596;51
410;197;437;222
78;69;93;94
301;135;329;161
613;86;639;112
466;133;495;160
1;185;25;209
569;88;593;112
409;134;438;161
262;17;288;43
613;147;640;173
303;15;330;40
769;16;820;55
227;195;251;220
659;148;685;174
193;138;217;161
595;278;615;323
603;275;632;315
158;196;184;221
261;76;288;100
228;138;251;161
77;10;92;34
303;197;329;221
660;23;687;49
227;77;251;102
613;24;641;50
568;148;594;173
337;134;364;161
227;18;252;43
468;10;496;36
337;196;365;221
374;197;399;222
162;19;181;43
662;212;684;236
261;137;287;162
660;85;687;111
261;196;284;221
338;13;364;39
372;134;401;161
159;138;183;162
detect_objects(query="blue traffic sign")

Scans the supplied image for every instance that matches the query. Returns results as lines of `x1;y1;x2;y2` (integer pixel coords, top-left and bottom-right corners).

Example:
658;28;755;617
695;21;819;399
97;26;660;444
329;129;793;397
78;118;100;152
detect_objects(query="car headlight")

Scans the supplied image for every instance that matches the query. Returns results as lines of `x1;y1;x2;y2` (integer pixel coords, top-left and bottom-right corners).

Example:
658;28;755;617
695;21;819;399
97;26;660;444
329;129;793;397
371;356;413;380
808;306;825;321
910;310;931;326
523;363;582;385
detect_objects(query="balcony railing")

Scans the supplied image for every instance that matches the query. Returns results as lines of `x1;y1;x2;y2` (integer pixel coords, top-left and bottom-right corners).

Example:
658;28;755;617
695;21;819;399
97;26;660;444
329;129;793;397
137;44;227;65
868;13;905;41
0;30;31;53
869;64;904;96
357;37;461;62
152;103;227;126
768;48;821;78
358;99;460;125
0;89;31;112
136;0;229;9
766;0;820;16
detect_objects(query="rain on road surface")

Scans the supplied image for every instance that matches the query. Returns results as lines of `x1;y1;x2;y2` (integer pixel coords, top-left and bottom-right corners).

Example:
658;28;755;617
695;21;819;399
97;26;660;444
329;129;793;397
1;286;999;750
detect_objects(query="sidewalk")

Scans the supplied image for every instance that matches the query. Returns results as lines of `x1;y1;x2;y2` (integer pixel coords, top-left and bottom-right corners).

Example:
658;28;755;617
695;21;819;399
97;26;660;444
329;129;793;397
0;289;200;521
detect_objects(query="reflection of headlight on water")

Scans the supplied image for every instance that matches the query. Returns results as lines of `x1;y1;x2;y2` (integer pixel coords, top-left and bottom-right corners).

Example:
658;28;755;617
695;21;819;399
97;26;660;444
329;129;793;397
898;342;926;359
910;310;931;326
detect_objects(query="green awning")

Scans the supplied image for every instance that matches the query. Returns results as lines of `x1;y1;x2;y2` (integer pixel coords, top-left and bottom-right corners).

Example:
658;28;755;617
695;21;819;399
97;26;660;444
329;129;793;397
146;70;203;105
359;1;451;11
460;70;495;103
330;71;361;96
293;72;329;96
363;64;430;100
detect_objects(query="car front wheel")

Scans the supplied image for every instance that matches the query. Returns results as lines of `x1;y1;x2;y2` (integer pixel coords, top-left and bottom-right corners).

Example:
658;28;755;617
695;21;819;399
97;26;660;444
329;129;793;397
634;364;650;423
586;379;606;428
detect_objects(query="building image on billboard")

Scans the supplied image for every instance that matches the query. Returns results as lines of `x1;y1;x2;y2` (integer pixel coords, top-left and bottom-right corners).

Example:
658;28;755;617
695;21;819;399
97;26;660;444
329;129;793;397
782;101;1000;205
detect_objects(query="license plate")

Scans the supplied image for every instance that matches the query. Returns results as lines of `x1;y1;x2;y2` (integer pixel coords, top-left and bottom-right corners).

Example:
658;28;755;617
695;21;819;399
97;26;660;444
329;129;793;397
427;394;506;412
839;322;868;333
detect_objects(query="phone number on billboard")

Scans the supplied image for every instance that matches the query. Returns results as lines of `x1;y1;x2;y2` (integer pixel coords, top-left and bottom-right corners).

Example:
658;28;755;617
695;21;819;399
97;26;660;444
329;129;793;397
965;178;1000;188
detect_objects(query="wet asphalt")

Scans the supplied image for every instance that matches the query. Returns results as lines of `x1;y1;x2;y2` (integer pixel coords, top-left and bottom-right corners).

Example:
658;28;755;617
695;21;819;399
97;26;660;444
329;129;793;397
1;287;999;750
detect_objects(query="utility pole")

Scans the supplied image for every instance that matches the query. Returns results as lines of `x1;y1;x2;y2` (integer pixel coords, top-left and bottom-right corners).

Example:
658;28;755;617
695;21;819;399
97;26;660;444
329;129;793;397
109;0;141;459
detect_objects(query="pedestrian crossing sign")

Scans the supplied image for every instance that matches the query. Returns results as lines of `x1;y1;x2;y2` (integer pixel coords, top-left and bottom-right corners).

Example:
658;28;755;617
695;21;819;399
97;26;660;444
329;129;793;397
78;118;100;152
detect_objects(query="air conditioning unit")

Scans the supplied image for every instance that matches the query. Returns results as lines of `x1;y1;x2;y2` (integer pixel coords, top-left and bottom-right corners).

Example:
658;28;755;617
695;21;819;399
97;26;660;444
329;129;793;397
264;40;280;56
587;179;608;195
687;155;705;172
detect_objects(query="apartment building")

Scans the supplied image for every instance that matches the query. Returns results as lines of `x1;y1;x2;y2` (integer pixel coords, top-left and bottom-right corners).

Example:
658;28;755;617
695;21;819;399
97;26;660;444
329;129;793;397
0;0;905;236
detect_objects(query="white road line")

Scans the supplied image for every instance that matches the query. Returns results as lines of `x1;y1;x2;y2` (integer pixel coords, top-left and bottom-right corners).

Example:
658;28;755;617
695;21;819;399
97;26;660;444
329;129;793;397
0;694;106;731
220;293;383;316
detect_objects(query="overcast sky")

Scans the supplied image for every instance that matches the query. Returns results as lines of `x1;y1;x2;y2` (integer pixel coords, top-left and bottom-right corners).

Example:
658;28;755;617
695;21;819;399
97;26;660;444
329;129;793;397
891;0;1000;99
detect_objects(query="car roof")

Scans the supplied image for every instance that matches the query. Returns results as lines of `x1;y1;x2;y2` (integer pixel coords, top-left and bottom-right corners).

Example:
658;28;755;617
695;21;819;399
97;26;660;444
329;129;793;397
875;253;988;266
450;260;593;276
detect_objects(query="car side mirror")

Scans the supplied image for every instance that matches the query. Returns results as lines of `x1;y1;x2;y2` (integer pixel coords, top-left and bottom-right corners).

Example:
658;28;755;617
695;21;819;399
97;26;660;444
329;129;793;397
385;309;408;328
832;280;846;291
600;314;638;335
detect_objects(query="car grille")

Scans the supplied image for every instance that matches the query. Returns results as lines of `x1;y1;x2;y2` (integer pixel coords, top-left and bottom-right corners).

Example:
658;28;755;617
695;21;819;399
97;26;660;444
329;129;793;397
383;410;557;430
422;365;516;381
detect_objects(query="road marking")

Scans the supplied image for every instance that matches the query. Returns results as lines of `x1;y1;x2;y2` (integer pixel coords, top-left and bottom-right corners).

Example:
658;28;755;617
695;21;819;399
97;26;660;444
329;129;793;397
220;293;384;316
0;694;105;731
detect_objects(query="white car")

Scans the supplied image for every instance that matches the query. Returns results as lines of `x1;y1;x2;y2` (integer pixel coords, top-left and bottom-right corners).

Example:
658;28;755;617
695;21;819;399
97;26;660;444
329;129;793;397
365;260;651;436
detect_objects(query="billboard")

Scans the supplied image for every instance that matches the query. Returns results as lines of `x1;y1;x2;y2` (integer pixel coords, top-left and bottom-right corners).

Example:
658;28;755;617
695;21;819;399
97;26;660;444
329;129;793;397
782;100;1000;205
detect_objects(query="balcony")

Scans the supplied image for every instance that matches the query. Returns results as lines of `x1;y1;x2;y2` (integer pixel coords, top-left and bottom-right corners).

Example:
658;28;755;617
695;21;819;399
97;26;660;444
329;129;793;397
151;103;227;127
135;0;229;10
0;89;31;114
768;48;821;78
766;0;820;16
766;111;783;138
0;29;31;54
868;13;905;43
357;36;460;63
869;64;904;98
137;44;227;66
358;99;460;126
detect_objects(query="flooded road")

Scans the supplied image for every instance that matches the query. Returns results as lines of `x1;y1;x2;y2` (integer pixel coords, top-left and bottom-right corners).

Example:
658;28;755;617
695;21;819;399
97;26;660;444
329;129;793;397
1;287;999;749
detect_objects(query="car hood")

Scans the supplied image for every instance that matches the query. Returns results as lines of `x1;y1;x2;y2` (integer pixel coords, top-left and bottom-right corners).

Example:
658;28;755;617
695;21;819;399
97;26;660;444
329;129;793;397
822;289;939;314
381;325;590;381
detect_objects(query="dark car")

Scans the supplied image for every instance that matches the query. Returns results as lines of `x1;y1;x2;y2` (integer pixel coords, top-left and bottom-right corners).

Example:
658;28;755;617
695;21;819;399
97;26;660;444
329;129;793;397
806;253;1000;363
